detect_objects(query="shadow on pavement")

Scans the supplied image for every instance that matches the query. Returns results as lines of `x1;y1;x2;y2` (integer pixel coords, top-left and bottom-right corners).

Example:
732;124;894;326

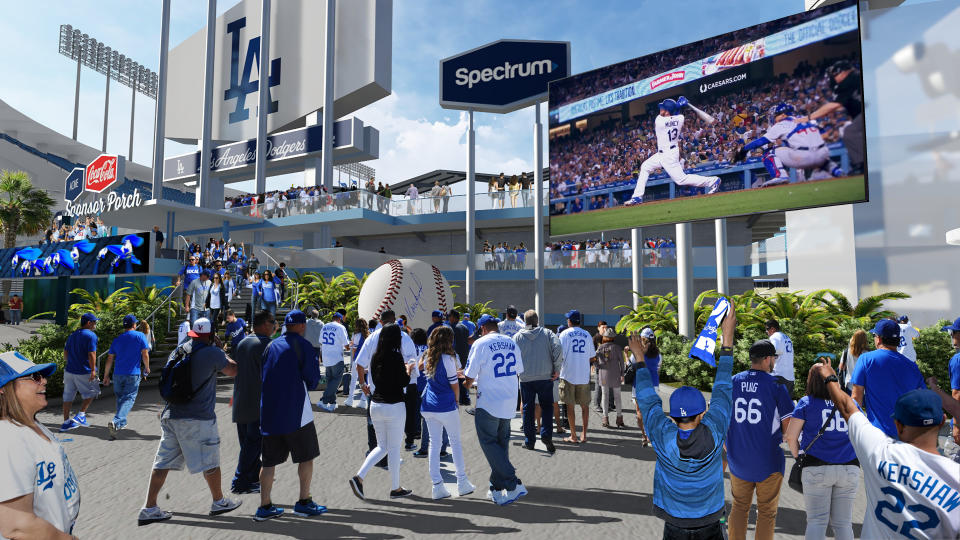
167;511;404;540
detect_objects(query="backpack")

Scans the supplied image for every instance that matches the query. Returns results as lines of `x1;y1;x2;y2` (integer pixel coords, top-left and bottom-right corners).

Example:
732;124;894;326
159;342;211;404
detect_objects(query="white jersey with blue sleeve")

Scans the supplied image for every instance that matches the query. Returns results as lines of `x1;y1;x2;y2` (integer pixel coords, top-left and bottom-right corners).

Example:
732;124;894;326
763;118;826;149
848;411;960;539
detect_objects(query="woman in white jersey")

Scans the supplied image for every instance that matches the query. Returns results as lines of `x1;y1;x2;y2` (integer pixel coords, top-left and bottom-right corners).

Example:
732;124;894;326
0;351;81;538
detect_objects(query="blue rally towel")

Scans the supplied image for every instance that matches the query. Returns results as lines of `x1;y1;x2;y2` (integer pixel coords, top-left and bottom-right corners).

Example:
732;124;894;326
688;298;730;367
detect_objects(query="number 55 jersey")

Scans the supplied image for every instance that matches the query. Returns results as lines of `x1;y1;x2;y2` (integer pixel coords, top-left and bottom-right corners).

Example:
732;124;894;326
464;332;524;419
849;412;960;540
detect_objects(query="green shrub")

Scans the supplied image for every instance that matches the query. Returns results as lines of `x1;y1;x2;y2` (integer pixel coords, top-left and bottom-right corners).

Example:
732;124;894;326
915;320;954;386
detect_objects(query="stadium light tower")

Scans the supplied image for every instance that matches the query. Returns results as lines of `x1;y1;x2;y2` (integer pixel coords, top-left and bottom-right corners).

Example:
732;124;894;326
58;24;158;159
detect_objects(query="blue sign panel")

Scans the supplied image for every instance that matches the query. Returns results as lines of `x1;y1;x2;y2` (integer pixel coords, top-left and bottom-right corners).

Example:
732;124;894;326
163;119;353;182
64;167;84;202
440;39;570;113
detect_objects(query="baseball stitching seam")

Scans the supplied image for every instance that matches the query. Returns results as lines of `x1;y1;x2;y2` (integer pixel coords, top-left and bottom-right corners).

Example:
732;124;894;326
432;265;448;312
374;259;403;319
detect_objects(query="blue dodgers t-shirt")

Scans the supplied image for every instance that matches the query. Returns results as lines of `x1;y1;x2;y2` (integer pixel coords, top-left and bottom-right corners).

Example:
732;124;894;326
179;265;201;289
849;348;925;439
224;318;246;352
950;351;960;392
64;329;98;375
421;353;458;413
107;330;150;375
645;354;661;387
726;369;795;482
791;396;857;464
259;279;278;303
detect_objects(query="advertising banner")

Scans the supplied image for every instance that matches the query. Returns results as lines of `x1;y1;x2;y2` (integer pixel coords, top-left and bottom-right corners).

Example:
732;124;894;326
440;39;570;113
64;168;84;202
1;232;153;278
84;154;125;194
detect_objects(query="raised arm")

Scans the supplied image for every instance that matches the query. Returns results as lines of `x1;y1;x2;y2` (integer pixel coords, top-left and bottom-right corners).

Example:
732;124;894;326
812;362;859;422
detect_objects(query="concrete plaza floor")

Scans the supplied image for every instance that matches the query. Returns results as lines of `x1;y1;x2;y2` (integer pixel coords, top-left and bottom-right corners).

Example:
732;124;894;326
41;381;870;539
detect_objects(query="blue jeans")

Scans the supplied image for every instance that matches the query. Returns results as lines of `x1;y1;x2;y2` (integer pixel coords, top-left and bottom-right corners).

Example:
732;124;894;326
232;421;262;491
322;362;345;405
474;407;518;491
112;374;141;429
520;379;554;445
418;415;448;453
262;300;277;316
189;308;209;325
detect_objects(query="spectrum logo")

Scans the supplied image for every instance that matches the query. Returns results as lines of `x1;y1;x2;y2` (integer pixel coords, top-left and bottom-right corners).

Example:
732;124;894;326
650;71;686;90
455;60;557;89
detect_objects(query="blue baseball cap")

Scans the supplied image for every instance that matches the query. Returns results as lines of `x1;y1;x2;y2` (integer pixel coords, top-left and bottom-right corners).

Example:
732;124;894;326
897;315;908;323
122;314;138;328
669;386;706;418
476;314;500;328
80;312;98;325
893;389;943;427
284;310;307;325
870;319;900;340
565;309;582;324
0;351;56;388
331;311;344;320
432;310;444;319
942;317;960;333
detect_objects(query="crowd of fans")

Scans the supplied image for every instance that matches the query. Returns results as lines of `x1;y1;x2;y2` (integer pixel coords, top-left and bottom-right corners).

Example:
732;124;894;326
40;215;110;244
549;3;850;108
477;237;679;269
550;55;856;204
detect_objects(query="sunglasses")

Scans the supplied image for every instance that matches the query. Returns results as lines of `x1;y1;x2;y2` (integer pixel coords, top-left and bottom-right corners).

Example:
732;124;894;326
19;372;45;384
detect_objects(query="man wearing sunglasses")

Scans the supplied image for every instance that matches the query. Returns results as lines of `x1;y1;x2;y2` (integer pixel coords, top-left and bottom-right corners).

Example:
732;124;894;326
178;256;202;309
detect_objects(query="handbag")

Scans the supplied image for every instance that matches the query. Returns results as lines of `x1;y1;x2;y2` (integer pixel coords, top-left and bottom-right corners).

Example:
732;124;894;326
788;403;838;493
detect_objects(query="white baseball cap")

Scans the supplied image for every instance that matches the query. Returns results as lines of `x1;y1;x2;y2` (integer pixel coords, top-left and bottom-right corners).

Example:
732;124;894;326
188;318;212;337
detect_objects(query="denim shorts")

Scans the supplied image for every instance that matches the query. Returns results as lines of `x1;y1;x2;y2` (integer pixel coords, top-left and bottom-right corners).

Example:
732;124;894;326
153;418;221;474
62;371;100;401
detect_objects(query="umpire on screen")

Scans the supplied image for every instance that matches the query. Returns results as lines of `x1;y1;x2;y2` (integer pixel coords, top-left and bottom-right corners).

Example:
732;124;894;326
804;59;864;175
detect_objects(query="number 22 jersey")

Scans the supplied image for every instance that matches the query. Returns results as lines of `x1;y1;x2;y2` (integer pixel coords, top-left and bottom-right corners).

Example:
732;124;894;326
849;412;960;540
464;333;524;419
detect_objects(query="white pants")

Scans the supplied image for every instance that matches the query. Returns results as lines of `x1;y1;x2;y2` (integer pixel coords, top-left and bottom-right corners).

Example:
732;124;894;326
422;409;467;485
768;145;832;181
631;148;716;199
801;464;860;540
600;385;622;417
357;401;406;490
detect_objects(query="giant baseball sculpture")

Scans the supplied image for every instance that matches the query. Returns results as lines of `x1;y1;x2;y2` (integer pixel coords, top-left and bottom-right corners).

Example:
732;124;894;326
358;259;454;331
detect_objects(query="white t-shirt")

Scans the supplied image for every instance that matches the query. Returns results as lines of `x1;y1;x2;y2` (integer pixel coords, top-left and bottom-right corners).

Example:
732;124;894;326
464;332;525;419
320;321;350;367
769;331;795;381
355;326;419;393
209;284;222;309
898;324;920;363
848;412;960;540
558;326;596;385
498;319;523;338
0;421;80;536
178;321;191;345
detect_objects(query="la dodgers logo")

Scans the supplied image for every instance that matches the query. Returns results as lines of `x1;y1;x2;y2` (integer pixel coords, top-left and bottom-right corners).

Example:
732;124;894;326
224;17;282;124
36;460;57;491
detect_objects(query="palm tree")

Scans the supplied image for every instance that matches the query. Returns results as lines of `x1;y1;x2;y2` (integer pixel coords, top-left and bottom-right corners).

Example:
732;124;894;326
615;292;679;335
818;289;910;323
0;170;56;300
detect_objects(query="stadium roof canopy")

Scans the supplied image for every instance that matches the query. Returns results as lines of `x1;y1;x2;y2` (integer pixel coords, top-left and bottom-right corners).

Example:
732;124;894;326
390;168;551;193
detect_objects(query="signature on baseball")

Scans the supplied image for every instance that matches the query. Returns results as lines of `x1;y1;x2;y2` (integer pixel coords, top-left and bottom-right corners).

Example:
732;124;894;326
401;272;426;318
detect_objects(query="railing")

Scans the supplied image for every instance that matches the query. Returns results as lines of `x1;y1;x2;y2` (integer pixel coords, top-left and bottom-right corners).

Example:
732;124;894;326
222;188;550;219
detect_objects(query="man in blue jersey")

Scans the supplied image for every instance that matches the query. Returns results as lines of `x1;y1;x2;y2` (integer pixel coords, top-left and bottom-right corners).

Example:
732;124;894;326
178;255;202;308
850;318;926;439
726;339;795;540
630;303;736;539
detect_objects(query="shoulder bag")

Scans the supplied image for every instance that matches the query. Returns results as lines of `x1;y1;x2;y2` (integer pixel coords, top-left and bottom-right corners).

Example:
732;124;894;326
788;403;838;493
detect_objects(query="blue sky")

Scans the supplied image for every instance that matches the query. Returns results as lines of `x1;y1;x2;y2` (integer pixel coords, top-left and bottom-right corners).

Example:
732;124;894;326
4;0;948;193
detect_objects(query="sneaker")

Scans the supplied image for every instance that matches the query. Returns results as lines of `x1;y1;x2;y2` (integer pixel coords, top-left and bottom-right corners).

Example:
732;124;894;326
59;419;78;432
138;506;173;526
389;488;413;499
349;476;365;500
253;504;283;522
231;483;261;495
432;483;451;500
439;450;449;458
327;402;337;412
491;489;515;506
707;177;721;194
465;407;476;416
506;482;528;501
404;442;417;450
485;487;501;502
624;196;643;206
457;477;476;497
210;497;242;516
293;498;327;517
108;420;118;440
544;440;556;454
344;398;355;408
521;442;536;451
412;450;428;458
71;412;89;427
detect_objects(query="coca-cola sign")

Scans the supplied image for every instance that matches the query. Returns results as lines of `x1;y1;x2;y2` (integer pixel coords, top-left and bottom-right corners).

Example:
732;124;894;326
85;154;125;193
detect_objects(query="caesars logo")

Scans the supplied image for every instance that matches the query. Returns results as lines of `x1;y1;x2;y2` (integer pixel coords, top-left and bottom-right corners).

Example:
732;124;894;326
455;59;557;89
699;72;748;94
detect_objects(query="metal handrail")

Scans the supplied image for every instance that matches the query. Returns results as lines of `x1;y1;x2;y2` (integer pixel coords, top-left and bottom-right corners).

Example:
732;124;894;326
96;281;181;380
257;249;281;271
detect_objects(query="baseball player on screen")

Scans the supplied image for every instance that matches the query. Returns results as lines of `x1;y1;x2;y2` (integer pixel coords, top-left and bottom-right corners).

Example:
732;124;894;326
625;97;721;206
733;102;841;185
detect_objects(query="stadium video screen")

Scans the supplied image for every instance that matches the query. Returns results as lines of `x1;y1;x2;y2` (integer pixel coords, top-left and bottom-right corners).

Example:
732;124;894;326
1;232;153;278
547;0;866;236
